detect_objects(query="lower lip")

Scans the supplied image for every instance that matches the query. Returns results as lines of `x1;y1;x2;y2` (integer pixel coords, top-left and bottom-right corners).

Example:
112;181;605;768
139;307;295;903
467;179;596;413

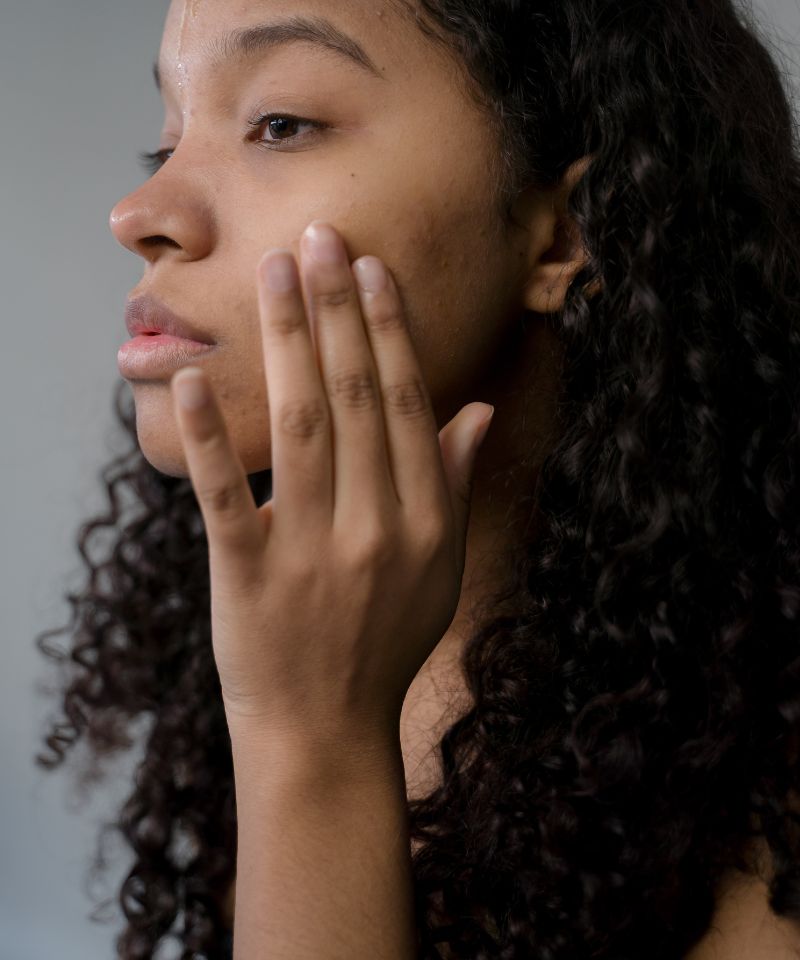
117;334;216;379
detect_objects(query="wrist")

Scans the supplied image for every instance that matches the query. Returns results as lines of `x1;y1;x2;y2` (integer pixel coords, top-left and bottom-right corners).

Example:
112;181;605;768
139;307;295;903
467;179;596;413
227;714;405;789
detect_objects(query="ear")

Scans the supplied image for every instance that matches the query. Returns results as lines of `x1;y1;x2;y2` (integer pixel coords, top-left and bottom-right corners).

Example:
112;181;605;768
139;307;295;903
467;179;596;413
514;155;601;314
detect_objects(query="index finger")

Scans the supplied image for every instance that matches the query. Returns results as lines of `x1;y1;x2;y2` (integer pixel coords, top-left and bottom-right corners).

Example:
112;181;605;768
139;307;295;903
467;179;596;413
171;367;264;564
257;248;334;532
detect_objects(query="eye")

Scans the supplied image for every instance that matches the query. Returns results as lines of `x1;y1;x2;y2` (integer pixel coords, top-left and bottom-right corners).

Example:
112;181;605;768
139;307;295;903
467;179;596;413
137;112;327;176
138;148;173;176
249;112;327;149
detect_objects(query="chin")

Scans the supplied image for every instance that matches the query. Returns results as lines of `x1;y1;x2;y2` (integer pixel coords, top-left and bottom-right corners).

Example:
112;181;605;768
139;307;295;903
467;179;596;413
128;385;190;477
129;385;273;479
139;444;192;480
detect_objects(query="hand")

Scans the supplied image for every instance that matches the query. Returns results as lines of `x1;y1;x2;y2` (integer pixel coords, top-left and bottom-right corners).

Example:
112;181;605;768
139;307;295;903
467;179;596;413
170;220;495;745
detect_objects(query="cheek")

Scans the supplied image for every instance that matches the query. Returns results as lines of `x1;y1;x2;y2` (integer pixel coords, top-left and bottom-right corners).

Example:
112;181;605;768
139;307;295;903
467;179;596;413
362;201;513;417
211;369;273;473
216;179;510;437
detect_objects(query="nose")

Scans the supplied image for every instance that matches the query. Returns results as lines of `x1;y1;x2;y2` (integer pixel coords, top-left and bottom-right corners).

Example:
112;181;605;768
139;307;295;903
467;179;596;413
108;164;214;264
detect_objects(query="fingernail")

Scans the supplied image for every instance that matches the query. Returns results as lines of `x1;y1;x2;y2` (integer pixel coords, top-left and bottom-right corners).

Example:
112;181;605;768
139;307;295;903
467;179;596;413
353;256;387;294
175;369;209;410
261;250;298;292
304;221;344;263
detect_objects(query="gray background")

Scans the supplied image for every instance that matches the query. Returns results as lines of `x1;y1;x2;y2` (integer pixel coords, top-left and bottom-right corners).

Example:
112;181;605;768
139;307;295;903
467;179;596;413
1;2;798;958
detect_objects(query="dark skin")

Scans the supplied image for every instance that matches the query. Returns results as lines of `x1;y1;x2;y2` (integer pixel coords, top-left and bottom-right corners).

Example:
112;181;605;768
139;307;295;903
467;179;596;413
110;0;594;944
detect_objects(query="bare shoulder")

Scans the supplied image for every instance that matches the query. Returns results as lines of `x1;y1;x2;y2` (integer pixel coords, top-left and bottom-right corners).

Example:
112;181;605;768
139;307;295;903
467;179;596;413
684;838;800;960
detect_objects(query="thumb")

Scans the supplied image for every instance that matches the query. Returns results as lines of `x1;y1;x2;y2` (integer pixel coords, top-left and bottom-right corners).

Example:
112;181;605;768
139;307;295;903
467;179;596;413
438;402;495;570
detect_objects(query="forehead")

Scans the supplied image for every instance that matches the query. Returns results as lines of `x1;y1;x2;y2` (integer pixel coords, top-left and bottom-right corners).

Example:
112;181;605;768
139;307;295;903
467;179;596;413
160;0;424;79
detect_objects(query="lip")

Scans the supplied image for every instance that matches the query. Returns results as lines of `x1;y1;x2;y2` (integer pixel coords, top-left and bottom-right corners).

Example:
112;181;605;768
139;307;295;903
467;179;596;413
119;293;217;380
117;335;216;379
125;293;217;344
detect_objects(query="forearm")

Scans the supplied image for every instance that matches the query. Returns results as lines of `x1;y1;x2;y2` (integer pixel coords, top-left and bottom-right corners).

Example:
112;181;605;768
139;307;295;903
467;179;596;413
229;723;418;960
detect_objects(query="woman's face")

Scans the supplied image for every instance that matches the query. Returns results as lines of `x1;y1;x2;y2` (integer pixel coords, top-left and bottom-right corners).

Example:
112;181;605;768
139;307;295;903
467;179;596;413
110;0;554;479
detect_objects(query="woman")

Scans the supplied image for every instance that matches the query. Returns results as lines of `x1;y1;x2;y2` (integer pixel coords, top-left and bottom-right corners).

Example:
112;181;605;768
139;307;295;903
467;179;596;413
35;0;800;957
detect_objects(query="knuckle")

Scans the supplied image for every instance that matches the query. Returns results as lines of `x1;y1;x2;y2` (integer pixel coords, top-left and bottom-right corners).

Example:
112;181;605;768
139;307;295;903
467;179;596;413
277;398;329;440
270;309;305;336
198;482;243;516
413;520;449;560
348;524;394;568
280;556;317;588
383;378;430;419
194;430;227;454
329;369;378;409
313;288;353;310
365;302;405;333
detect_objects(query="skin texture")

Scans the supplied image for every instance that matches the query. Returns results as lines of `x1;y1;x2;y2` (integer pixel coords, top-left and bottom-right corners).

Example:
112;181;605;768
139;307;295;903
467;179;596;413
109;0;591;929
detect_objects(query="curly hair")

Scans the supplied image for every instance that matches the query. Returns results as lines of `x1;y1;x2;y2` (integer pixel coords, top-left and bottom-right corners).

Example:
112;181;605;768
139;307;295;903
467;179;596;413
35;0;800;957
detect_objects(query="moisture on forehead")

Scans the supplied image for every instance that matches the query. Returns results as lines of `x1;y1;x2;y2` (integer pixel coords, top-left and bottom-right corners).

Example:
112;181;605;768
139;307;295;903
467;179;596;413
164;0;204;95
162;0;430;98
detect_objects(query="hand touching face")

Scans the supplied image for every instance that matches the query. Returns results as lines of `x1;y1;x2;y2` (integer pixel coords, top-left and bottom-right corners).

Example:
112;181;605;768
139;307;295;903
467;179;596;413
171;220;494;737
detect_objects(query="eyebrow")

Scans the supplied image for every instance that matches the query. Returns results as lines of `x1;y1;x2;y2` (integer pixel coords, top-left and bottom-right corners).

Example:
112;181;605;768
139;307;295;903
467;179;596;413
153;15;386;92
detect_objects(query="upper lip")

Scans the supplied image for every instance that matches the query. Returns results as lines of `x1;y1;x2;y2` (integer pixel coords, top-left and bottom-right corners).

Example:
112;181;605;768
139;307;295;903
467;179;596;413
125;293;217;345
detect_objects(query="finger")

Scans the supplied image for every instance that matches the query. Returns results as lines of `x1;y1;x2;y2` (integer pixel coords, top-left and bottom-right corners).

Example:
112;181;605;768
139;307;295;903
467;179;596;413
437;403;495;577
257;248;334;531
352;256;450;520
171;367;264;563
299;222;396;519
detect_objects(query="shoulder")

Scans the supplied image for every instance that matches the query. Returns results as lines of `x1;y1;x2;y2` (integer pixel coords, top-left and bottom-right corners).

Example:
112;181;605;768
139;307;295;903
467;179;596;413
683;837;800;960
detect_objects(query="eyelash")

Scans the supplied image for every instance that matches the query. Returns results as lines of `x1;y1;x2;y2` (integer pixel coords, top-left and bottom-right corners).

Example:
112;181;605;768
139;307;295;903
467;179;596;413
137;112;327;176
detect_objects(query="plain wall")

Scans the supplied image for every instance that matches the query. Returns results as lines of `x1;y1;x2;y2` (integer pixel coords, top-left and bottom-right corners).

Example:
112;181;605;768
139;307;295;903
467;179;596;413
1;2;798;958
2;3;168;958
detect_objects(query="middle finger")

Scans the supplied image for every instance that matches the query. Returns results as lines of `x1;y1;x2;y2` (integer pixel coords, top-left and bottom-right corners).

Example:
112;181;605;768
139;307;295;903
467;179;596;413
300;221;397;518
